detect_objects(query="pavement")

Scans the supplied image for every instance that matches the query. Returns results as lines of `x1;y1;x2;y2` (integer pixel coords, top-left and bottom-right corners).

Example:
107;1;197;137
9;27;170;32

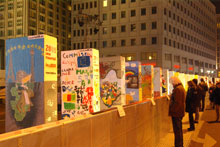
157;95;220;147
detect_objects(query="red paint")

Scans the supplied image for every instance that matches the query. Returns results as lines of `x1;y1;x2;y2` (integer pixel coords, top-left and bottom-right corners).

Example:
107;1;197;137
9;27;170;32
188;67;194;71
142;62;156;67
173;65;180;69
83;87;94;113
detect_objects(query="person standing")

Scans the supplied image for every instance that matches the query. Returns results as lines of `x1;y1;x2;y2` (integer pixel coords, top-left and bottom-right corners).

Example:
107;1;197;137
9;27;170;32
185;80;197;131
199;78;208;111
169;76;186;147
192;79;202;123
208;81;216;109
212;82;220;122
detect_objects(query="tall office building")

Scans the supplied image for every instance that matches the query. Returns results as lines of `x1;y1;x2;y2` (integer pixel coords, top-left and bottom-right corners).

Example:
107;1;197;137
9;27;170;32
0;0;71;70
217;14;220;77
72;0;217;76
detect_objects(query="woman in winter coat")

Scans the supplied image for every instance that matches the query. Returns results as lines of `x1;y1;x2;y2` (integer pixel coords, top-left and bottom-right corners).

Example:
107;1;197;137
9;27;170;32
185;80;197;131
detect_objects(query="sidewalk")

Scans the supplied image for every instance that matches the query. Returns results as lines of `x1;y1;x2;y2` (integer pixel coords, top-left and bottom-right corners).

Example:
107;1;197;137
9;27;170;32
157;96;220;147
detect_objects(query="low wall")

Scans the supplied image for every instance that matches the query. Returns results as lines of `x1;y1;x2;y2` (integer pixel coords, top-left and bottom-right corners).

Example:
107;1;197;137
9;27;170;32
0;97;171;147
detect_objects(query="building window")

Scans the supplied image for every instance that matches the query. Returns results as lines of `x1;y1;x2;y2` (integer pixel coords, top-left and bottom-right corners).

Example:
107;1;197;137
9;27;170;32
112;40;116;47
164;38;167;45
103;41;107;48
112;26;116;33
140;23;146;30
152;22;157;29
121;0;126;4
131;10;136;17
141;52;157;60
121;25;126;32
152;6;157;14
131;39;136;46
103;13;107;20
164;23;167;30
195;60;199;66
182;57;187;64
103;0;108;7
174;55;180;62
189;59;193;65
103;27;107;34
141;8;146;16
152;37;157;44
112;0;116;5
165;53;172;61
121;11;126;18
121;39;126;46
141;38;146;45
112;12;116;19
121;53;136;61
131;24;136;32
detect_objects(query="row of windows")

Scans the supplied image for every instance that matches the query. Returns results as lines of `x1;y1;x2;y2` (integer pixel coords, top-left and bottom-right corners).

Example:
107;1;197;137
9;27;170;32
164;37;215;60
73;22;157;37
165;53;215;69
169;0;215;25
164;8;215;41
164;23;215;51
0;29;22;36
73;1;97;11
73;37;157;50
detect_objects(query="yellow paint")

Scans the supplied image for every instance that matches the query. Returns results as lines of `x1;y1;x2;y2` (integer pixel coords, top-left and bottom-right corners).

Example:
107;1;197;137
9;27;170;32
44;35;57;81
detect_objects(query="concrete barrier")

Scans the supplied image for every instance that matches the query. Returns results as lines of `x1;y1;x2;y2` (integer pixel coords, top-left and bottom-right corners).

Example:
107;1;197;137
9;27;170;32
0;97;171;147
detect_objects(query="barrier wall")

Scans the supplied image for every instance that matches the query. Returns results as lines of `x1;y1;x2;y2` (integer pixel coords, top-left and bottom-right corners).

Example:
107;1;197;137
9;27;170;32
0;97;171;147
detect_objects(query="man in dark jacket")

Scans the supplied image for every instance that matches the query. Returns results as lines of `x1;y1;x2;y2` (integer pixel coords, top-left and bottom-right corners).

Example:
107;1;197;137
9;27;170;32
185;80;197;131
199;78;208;111
169;76;186;147
213;82;220;121
192;79;203;123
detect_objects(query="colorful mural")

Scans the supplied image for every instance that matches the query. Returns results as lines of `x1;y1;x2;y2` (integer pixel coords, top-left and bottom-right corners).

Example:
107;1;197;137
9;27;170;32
61;49;100;119
153;67;162;97
125;61;142;104
100;56;125;110
5;35;57;132
141;65;154;100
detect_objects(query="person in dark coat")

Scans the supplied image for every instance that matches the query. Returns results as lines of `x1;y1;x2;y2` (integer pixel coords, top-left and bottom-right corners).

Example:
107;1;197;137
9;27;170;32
199;78;208;111
192;79;203;123
208;81;215;109
169;76;186;147
212;82;220;121
185;80;197;131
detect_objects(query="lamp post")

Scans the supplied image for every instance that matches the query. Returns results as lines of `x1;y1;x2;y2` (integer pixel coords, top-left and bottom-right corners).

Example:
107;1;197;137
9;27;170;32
77;9;102;48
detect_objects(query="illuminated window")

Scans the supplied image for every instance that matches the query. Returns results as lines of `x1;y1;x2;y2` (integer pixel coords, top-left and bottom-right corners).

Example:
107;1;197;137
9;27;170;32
141;52;157;60
103;0;107;7
121;53;136;61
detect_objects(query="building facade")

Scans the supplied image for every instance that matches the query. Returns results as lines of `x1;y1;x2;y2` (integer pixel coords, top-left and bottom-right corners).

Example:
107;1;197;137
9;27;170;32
0;0;71;70
217;14;220;77
0;39;4;69
72;0;217;76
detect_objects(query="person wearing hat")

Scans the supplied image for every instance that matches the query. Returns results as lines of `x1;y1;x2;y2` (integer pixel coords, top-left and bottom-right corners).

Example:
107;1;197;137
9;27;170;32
213;82;220;121
169;76;186;147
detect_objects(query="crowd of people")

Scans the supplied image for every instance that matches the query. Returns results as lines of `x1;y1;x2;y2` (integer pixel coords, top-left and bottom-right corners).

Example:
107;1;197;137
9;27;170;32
168;76;220;147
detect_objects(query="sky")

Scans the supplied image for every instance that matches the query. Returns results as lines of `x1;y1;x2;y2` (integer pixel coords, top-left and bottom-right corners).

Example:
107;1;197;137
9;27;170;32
211;0;220;14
